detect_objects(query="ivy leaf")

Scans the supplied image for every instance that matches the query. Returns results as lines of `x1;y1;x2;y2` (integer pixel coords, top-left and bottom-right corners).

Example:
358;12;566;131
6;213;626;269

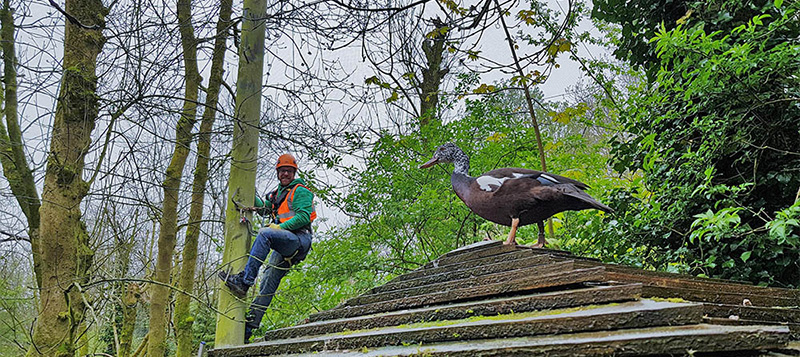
741;251;752;262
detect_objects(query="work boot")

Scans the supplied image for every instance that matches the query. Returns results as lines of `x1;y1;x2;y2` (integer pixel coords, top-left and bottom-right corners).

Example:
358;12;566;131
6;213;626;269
244;312;258;344
244;326;253;344
217;270;250;298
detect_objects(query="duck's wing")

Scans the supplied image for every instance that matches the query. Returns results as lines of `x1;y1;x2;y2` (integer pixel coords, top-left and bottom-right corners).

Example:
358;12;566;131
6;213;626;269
487;170;613;213
479;168;591;192
473;169;539;193
552;183;614;213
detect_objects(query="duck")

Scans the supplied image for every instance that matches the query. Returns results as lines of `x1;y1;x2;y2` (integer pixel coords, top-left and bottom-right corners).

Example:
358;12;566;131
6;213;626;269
420;143;613;248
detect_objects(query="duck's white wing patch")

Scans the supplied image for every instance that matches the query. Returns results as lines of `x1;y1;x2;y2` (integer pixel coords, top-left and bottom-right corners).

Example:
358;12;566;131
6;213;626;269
476;175;508;192
537;173;560;186
476;172;529;192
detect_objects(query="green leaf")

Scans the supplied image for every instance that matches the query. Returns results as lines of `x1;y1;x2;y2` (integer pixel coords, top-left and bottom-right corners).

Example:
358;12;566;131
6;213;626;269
741;251;752;262
774;0;783;9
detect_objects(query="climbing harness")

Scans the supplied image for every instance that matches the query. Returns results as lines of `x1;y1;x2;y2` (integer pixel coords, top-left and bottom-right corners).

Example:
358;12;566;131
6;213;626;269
232;198;258;238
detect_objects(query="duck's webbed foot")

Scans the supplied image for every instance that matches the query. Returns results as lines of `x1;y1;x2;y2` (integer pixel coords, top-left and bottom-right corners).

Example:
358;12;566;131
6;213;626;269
504;217;519;246
531;221;547;248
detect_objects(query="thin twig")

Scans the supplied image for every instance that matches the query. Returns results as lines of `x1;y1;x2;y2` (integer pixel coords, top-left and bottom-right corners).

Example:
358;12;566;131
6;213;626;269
84;277;238;321
47;0;102;30
0;230;30;243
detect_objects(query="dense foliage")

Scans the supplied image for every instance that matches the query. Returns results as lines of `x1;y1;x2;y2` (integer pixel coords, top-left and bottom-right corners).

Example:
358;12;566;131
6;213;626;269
574;0;800;286
592;0;789;78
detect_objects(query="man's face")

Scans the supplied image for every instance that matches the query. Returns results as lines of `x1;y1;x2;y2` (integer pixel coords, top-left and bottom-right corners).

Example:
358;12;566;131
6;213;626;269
277;167;296;186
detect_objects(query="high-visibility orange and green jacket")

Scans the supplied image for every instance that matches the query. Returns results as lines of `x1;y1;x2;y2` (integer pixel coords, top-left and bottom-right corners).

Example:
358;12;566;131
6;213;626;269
255;177;316;231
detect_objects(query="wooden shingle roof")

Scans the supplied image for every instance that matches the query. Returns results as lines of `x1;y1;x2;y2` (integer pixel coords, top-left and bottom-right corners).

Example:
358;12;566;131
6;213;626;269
211;241;800;356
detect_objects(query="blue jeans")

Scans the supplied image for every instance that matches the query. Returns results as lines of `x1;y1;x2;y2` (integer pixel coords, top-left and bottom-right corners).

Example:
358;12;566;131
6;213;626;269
242;227;312;334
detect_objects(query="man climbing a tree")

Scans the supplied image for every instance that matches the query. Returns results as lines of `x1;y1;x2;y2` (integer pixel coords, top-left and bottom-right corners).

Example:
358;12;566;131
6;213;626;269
219;153;316;342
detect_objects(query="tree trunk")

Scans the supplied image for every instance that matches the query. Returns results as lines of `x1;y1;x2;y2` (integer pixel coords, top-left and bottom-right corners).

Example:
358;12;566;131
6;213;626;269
418;20;448;130
118;283;140;357
215;0;267;347
0;0;42;289
146;0;202;354
25;0;107;355
110;208;140;357
174;0;232;356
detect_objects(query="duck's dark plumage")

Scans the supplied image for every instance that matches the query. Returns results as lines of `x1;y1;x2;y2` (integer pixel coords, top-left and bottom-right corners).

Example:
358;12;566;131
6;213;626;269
422;143;612;247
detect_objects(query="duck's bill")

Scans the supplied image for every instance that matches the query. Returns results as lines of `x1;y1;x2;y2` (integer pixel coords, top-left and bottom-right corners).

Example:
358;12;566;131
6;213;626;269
420;158;438;169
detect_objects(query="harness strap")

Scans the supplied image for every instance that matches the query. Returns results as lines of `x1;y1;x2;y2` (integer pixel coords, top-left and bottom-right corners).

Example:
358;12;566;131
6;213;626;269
283;249;300;264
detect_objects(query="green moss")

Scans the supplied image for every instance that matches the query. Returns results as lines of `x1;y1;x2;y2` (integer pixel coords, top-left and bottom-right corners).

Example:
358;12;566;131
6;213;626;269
649;297;689;303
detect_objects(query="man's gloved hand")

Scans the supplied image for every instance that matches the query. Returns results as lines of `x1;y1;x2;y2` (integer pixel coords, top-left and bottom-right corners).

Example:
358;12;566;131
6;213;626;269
268;223;282;230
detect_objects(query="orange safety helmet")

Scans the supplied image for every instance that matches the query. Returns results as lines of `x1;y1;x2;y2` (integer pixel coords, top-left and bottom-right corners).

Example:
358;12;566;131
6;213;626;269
276;153;298;170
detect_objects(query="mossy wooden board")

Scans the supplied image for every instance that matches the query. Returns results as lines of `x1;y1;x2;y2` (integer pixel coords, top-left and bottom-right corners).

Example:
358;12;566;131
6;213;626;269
269;284;642;340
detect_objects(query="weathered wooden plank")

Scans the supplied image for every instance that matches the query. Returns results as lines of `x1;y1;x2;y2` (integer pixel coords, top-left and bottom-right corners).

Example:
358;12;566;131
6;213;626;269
576;260;755;285
370;254;553;295
643;285;799;307
424;242;517;268
211;300;705;356
435;240;501;259
385;249;551;285
345;260;577;307
704;303;800;324
267;284;642;341
211;324;790;357
517;246;601;262
600;270;800;301
309;264;608;322
294;324;786;357
704;317;800;340
214;300;702;355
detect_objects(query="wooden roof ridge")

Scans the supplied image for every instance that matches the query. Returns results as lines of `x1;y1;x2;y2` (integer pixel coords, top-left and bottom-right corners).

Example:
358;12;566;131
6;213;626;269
210;240;800;357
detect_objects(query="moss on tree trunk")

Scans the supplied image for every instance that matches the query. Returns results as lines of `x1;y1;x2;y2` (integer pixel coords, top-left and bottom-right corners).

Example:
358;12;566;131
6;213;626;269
174;0;232;355
26;0;106;355
215;0;267;347
419;21;448;131
146;0;202;354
